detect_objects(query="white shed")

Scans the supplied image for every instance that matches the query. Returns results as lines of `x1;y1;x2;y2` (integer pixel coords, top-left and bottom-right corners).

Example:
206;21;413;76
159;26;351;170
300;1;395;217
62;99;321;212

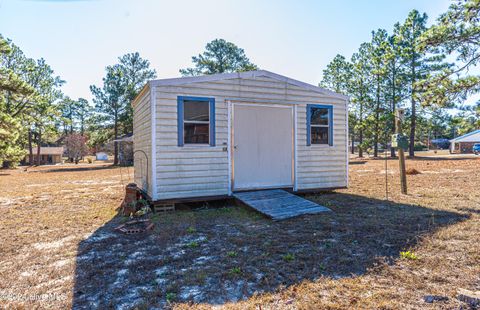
132;70;349;203
95;152;108;161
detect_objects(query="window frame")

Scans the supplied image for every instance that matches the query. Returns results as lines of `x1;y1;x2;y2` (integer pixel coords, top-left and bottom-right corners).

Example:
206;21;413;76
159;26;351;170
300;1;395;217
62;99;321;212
306;104;333;146
177;96;215;147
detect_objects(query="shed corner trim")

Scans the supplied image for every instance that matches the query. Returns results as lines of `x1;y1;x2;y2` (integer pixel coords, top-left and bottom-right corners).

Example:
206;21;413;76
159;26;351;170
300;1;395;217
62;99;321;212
150;84;158;200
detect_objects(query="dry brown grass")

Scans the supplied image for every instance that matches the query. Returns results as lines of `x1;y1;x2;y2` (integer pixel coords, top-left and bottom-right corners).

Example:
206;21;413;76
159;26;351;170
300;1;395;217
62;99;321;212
0;157;479;309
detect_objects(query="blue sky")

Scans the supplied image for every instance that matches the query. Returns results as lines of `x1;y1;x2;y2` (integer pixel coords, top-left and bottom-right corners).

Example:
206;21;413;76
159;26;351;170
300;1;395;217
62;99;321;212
1;0;477;105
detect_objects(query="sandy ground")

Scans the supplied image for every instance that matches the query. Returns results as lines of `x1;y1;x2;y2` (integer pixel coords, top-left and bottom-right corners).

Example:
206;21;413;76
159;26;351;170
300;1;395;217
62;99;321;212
0;156;479;309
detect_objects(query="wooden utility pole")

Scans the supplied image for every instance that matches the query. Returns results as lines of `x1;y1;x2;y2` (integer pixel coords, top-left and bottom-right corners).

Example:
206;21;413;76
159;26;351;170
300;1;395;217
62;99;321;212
395;109;408;194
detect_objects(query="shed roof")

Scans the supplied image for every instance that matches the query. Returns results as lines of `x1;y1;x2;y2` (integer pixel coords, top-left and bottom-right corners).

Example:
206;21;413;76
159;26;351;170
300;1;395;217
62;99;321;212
113;133;133;142
29;147;64;155
450;129;480;143
146;70;349;101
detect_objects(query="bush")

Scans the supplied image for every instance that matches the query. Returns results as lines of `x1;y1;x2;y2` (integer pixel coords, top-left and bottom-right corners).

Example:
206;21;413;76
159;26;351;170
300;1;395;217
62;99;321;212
228;267;242;276
87;158;93;164
282;253;295;262
414;143;428;151
227;251;238;258
400;250;418;260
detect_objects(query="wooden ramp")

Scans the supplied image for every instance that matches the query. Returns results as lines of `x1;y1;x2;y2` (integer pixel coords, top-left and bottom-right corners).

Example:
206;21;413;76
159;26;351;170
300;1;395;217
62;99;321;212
234;189;331;220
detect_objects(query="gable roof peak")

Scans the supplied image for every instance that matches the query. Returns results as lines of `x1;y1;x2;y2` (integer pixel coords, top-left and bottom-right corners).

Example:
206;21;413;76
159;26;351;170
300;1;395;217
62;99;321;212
149;70;348;100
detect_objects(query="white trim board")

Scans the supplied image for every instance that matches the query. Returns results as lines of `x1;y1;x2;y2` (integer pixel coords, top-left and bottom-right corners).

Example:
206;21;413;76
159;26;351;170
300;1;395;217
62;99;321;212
227;100;232;196
149;81;158;200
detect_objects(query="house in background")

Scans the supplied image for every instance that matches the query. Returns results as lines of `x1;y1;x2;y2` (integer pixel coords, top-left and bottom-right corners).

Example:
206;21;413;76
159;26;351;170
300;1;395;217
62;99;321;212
431;138;450;150
132;70;349;203
450;129;480;153
25;147;64;165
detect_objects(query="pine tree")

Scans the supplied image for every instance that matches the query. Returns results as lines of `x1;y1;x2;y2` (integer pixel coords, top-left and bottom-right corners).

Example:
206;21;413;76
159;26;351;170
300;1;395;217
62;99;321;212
319;54;353;94
370;29;390;157
90;52;156;164
180;39;258;76
113;52;156;134
0;36;35;167
419;0;480;105
397;10;450;157
350;43;374;158
90;67;125;165
76;98;91;136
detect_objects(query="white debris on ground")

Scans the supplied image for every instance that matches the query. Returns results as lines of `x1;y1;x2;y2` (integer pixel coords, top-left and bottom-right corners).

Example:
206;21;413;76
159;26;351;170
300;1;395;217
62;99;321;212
33;235;77;250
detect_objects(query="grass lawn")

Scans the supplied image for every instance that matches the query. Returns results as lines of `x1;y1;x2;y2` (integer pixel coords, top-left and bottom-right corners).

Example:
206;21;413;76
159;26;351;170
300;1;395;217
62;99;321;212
0;157;479;309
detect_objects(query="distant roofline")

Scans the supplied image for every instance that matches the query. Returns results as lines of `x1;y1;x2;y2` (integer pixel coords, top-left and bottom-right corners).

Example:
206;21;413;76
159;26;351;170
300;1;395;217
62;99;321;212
144;70;348;101
25;146;64;155
450;129;480;142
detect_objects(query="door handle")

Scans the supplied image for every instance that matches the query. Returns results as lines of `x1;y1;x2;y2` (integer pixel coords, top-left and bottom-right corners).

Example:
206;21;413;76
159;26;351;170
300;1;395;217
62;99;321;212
234;145;238;150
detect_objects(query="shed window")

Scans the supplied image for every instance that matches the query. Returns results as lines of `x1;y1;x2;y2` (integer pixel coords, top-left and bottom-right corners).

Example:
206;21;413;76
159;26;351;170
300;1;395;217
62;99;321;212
177;96;215;146
307;104;333;146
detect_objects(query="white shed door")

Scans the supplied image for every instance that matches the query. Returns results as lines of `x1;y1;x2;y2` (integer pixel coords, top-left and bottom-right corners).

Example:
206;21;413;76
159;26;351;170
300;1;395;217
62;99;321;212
233;104;293;191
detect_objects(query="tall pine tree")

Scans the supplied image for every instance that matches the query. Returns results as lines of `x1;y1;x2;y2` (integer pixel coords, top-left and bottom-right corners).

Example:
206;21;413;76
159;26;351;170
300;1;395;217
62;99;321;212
397;10;450;156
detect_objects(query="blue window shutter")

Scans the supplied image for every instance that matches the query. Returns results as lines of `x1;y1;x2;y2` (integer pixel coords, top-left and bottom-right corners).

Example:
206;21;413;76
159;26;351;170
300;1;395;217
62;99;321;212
306;105;312;146
209;98;216;146
329;106;333;146
177;96;184;146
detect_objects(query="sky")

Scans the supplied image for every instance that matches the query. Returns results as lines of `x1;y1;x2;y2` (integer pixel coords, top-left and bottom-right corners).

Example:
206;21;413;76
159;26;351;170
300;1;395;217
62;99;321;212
1;0;478;105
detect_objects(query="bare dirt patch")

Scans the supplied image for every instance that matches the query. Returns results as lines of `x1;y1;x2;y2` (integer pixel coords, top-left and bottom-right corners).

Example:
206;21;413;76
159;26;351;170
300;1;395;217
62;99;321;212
0;158;479;309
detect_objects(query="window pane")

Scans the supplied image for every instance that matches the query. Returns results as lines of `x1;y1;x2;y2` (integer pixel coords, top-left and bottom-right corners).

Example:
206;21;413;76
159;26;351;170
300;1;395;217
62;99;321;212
184;123;209;144
311;126;329;144
184;100;209;122
311;108;329;125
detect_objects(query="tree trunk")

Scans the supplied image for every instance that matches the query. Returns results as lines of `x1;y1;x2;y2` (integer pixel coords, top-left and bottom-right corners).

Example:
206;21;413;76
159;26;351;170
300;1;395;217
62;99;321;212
359;130;363;158
409;47;416;157
28;129;33;165
409;97;416;157
36;129;41;166
351;127;355;154
390;65;396;158
359;100;364;158
114;112;119;165
373;77;380;158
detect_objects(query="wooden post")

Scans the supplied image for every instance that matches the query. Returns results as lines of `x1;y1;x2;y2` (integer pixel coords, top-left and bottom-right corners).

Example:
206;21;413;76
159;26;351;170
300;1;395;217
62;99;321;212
395;109;407;194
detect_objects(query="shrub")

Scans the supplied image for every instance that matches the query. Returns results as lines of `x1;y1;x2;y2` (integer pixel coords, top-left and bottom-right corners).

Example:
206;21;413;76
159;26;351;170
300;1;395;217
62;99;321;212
136;199;149;207
134;206;151;217
186;241;199;248
87;158;93;164
400;250;418;260
229;267;242;276
414;143;428;151
166;292;176;302
282;253;295;262
186;226;196;234
227;251;238;258
64;134;88;164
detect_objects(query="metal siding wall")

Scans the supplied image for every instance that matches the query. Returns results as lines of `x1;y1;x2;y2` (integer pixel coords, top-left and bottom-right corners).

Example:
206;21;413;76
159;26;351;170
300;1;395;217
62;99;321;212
151;77;348;200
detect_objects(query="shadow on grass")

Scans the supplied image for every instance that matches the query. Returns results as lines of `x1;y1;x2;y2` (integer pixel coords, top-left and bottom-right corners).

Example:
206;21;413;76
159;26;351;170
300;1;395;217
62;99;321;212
348;161;367;165
72;193;467;308
26;164;118;174
411;156;478;161
364;156;478;162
